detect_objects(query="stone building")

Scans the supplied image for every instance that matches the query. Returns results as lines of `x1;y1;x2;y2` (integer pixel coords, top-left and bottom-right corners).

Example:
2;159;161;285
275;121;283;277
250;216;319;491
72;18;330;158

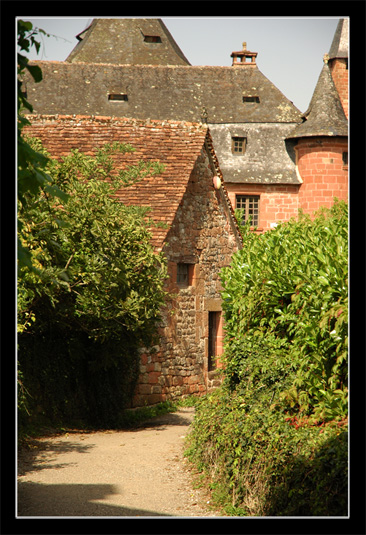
24;114;242;406
21;18;348;404
23;18;304;232
23;18;348;231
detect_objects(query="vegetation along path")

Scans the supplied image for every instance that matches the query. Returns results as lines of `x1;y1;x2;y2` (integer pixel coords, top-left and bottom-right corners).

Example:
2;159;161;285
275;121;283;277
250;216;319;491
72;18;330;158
18;407;221;517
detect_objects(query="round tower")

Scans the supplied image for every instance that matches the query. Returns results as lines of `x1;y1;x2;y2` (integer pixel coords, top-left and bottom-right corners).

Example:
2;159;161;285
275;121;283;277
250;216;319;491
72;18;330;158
328;18;349;119
286;21;348;216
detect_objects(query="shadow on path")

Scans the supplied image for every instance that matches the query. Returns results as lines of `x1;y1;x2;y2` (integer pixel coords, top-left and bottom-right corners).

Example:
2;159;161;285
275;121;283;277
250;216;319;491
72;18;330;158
129;411;194;431
18;438;95;477
17;481;173;517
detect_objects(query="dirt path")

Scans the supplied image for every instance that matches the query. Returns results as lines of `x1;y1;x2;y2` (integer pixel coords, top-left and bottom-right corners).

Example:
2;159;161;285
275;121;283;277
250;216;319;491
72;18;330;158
17;407;222;517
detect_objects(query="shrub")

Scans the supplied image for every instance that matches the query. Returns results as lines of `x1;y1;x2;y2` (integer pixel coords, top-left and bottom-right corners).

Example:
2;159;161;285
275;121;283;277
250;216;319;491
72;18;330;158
186;203;348;516
222;202;348;421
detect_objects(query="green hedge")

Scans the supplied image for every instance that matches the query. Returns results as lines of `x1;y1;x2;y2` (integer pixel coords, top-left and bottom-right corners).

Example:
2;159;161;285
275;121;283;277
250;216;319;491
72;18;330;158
185;203;348;516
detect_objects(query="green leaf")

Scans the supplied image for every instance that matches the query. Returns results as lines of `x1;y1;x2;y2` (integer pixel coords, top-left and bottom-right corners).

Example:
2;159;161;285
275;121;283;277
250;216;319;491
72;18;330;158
25;63;43;83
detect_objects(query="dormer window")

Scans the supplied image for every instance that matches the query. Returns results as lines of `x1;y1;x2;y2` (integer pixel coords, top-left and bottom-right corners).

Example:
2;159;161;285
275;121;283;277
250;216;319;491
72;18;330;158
144;35;162;43
231;136;246;155
108;93;128;101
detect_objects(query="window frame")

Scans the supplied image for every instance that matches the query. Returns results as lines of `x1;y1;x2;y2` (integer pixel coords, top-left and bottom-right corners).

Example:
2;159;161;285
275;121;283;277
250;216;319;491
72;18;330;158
231;136;247;155
208;311;220;371
177;263;194;287
236;195;260;227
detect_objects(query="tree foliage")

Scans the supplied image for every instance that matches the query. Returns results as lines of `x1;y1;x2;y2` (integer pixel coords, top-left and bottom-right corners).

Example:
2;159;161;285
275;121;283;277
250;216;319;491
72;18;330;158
186;203;348;516
18;139;168;427
17;20;170;429
17;20;68;272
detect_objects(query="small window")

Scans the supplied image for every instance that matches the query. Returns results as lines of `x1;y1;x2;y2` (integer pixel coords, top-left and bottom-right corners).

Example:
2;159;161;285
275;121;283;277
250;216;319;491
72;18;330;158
208;312;221;371
144;35;162;43
342;152;348;166
108;93;128;101
243;96;260;103
177;263;193;287
232;136;246;155
236;195;260;227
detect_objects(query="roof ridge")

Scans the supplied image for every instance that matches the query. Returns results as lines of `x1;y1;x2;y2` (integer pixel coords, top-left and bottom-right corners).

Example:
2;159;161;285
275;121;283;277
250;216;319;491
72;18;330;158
29;113;209;131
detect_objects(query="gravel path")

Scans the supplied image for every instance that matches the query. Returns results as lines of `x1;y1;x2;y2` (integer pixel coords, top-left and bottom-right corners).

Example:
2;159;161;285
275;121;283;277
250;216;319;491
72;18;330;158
17;407;222;517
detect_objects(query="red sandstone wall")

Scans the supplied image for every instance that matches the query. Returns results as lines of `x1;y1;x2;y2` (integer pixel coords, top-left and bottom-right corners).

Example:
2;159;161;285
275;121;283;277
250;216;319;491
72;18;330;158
295;137;348;215
226;184;300;233
329;58;348;119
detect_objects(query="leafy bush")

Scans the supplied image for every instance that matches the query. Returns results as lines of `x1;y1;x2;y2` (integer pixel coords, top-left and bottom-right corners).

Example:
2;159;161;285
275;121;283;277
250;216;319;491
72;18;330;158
186;203;348;516
186;390;348;516
223;202;348;421
18;140;168;429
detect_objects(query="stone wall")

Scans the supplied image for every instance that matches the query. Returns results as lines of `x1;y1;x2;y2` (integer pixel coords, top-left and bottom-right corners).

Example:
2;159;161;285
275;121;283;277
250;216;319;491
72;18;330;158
132;147;240;406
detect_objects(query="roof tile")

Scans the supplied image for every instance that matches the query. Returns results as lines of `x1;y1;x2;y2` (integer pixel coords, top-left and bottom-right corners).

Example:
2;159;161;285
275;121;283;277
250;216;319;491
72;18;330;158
24;115;210;249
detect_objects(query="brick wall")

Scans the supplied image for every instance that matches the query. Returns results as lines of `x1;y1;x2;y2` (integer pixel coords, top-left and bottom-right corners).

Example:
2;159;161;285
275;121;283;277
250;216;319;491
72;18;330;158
226;184;300;233
295;137;348;214
329;58;348;119
132;148;240;406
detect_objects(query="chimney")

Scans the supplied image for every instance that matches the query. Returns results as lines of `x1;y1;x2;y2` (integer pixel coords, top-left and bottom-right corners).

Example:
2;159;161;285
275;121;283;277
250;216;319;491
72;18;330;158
231;42;257;66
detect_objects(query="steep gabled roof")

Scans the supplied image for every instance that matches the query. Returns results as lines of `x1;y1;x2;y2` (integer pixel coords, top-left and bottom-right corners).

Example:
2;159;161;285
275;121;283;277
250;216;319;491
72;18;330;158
328;18;349;60
66;18;190;66
286;62;348;139
24;115;239;250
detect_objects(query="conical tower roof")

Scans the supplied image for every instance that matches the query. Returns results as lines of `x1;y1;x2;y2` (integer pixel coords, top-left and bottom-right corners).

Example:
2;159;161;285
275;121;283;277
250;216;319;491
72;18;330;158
66;18;191;65
328;18;349;60
287;61;348;139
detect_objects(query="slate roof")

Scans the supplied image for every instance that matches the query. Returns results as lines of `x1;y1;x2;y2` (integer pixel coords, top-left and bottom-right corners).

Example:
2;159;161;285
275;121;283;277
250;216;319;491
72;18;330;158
22;18;303;187
328;18;349;60
286;62;348;140
211;123;299;184
25;61;302;124
24;115;239;250
66;18;191;66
